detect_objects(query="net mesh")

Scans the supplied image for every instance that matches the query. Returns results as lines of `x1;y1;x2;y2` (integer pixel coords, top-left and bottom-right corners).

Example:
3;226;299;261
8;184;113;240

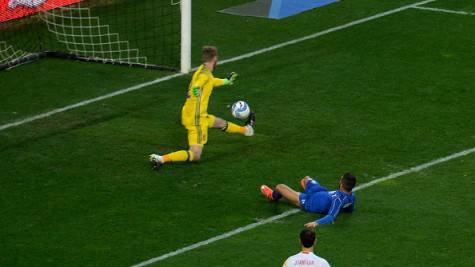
39;2;147;65
0;0;180;70
0;41;28;64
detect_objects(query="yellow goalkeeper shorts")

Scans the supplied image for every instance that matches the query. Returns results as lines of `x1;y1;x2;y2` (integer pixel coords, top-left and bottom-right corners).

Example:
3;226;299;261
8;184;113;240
184;115;215;146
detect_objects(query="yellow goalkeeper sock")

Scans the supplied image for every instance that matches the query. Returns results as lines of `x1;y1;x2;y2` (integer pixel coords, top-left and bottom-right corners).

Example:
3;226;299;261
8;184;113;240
221;121;246;135
163;150;193;162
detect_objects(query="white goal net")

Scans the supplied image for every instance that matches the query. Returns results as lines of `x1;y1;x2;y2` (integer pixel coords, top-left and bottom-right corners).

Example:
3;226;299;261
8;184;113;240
39;2;147;65
0;0;189;72
0;41;28;64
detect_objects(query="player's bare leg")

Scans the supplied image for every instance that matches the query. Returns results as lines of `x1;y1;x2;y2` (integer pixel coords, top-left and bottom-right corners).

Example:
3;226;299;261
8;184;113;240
300;176;313;190
260;184;301;207
275;184;301;207
189;145;202;161
212;116;254;136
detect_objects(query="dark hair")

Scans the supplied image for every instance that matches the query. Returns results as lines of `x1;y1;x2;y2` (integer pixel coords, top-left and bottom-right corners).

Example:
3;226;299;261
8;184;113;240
300;229;316;248
202;45;218;63
341;172;357;191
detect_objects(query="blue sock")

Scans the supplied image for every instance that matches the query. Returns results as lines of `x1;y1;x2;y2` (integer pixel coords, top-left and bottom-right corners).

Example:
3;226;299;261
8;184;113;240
272;189;282;201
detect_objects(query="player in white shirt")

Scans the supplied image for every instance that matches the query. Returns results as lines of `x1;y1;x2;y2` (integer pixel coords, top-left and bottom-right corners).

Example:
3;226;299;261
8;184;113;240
283;229;330;267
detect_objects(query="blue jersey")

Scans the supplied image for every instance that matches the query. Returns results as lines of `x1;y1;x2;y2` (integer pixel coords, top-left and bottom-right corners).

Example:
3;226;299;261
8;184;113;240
299;179;355;225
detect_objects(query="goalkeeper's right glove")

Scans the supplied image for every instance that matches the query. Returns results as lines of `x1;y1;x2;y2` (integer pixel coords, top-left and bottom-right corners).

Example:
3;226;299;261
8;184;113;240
224;72;238;85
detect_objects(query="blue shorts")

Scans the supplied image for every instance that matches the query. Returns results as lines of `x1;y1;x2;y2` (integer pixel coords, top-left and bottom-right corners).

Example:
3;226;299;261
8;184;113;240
299;179;328;211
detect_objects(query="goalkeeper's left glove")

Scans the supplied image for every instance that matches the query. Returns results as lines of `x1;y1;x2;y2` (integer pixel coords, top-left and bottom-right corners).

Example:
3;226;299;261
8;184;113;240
192;86;200;97
224;72;238;85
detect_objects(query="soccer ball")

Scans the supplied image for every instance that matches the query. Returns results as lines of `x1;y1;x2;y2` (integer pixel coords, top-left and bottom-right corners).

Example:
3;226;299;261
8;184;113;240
231;101;250;119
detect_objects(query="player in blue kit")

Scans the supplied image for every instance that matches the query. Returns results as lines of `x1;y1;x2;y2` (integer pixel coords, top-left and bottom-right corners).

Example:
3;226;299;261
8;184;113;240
260;173;356;229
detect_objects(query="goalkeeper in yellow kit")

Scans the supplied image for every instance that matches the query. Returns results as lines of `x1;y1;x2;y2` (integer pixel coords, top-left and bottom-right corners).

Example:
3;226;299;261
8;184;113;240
149;46;255;170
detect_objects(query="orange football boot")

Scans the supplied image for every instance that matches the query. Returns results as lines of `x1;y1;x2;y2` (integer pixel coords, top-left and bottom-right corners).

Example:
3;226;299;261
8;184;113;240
260;185;274;200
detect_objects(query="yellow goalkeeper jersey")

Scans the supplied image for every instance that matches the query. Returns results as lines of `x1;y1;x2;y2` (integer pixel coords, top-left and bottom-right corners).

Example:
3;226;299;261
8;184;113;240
181;64;226;126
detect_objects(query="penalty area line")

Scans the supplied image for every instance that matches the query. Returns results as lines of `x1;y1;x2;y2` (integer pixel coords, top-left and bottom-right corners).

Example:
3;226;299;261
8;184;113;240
130;146;475;267
0;0;435;133
411;6;475;16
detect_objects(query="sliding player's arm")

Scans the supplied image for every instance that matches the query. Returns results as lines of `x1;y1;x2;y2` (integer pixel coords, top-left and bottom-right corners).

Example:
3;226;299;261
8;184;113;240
213;72;238;87
191;74;209;96
317;197;343;225
304;197;343;229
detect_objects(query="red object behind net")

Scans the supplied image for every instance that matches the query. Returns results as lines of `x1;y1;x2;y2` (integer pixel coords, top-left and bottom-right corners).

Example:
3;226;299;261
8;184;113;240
0;0;82;22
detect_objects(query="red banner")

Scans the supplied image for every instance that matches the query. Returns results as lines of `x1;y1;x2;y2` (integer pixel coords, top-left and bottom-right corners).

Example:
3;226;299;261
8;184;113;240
0;0;82;23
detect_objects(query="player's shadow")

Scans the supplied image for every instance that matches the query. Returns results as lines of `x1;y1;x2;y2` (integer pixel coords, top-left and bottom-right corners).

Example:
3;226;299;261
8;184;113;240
0;96;168;152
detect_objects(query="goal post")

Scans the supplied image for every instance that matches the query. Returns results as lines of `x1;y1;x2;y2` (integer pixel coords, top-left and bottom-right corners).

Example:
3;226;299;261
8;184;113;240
180;0;191;73
0;0;191;72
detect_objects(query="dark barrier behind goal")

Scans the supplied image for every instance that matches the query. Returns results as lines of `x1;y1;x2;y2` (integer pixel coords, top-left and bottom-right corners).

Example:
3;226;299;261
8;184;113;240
0;0;181;71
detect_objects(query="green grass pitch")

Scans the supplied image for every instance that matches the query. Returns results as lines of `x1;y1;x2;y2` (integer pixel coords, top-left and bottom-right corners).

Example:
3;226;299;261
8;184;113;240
1;0;475;266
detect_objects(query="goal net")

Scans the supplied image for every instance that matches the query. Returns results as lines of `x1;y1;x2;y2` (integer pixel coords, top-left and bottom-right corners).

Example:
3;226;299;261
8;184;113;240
0;0;187;71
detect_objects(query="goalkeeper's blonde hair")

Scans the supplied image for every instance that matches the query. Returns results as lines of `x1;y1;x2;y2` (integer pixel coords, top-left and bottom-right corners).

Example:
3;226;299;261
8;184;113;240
202;45;218;63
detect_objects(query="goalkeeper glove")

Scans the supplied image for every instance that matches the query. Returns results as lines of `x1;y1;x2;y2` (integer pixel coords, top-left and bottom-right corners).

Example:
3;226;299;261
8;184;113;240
192;86;200;97
224;72;238;85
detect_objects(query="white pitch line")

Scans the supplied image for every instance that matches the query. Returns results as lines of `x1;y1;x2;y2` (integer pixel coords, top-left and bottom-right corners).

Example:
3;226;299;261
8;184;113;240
412;6;475;16
131;146;475;267
219;0;436;65
0;0;435;133
0;73;184;132
131;209;302;267
352;147;475;191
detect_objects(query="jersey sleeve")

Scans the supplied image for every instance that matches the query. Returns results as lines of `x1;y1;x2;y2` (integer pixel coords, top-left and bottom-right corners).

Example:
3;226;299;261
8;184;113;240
282;258;290;267
322;259;331;267
193;73;209;88
316;197;343;225
212;77;226;87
